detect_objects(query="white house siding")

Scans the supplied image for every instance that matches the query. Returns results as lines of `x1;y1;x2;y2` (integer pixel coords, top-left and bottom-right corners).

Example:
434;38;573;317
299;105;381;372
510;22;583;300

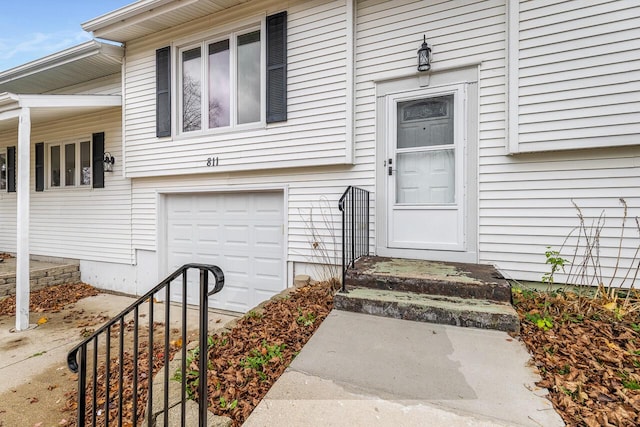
354;0;640;286
516;0;640;152
131;165;374;274
123;0;350;178
0;108;133;264
355;0;506;257
481;0;640;284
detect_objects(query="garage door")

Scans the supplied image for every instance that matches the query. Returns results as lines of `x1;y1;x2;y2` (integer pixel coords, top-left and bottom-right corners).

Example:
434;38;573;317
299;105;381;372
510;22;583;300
166;191;285;312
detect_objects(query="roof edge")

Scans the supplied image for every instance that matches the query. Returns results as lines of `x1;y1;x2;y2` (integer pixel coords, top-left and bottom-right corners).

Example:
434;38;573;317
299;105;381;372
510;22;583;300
0;41;124;85
82;0;179;33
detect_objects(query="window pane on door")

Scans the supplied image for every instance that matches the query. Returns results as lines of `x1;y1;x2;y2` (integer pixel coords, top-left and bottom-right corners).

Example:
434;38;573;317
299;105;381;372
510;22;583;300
237;31;261;124
65;143;76;186
396;149;454;204
80;141;91;185
50;146;60;187
208;40;230;128
397;95;453;149
182;47;202;132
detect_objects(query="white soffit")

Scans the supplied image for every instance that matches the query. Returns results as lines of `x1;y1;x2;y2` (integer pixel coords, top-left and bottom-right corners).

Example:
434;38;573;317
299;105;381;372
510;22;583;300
82;0;251;43
0;41;123;94
0;93;122;132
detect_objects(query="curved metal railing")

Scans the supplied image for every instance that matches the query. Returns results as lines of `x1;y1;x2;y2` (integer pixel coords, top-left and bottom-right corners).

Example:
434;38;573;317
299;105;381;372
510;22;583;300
68;263;224;427
339;186;370;292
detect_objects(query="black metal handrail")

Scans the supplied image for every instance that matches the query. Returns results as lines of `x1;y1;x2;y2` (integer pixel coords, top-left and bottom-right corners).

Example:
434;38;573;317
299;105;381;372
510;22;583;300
68;263;224;427
339;186;370;292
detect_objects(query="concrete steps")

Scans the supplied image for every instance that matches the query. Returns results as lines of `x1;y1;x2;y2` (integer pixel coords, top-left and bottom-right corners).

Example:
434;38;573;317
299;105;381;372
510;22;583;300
335;256;519;333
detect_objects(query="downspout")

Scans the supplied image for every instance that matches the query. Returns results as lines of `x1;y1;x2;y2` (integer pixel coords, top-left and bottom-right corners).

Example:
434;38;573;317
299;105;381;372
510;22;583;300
15;107;30;331
345;0;355;164
121;48;135;267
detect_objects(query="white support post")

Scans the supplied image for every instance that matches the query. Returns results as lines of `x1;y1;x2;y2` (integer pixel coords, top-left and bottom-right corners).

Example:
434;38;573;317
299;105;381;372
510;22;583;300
15;107;31;331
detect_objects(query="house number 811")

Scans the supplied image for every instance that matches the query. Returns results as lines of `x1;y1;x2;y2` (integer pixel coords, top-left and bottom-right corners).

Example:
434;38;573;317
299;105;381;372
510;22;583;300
207;157;219;167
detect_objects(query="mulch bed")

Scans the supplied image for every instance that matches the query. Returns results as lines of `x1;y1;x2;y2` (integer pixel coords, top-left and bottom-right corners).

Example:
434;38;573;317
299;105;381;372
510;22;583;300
513;289;640;426
189;281;335;426
0;283;99;317
60;281;334;426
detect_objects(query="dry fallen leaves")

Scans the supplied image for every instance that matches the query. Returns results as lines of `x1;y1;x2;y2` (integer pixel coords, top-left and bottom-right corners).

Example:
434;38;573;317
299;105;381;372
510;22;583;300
0;283;99;317
62;282;334;427
514;290;640;426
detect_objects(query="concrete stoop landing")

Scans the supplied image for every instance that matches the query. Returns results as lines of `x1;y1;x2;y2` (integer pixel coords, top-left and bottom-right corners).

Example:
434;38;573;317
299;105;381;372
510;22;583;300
334;256;519;333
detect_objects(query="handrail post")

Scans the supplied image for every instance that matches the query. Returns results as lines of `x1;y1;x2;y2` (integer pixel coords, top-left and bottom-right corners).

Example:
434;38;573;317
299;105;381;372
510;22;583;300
341;195;347;292
199;268;209;425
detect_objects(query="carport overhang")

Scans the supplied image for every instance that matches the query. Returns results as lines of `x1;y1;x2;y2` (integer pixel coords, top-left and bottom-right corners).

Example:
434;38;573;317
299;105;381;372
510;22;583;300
0;93;122;331
0;40;124;331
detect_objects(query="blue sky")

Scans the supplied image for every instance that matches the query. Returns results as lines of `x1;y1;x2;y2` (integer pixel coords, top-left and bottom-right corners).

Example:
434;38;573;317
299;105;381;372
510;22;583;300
0;1;134;71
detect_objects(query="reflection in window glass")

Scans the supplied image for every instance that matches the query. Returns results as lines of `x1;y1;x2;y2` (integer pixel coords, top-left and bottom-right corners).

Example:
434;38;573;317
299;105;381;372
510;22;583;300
237;31;261;124
65;144;76;186
80;141;91;185
50;146;61;187
397;95;454;149
182;47;202;132
208;40;230;128
0;153;6;190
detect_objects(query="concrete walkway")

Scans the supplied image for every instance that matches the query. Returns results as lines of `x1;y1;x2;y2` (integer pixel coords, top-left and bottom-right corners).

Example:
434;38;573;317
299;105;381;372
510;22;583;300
245;310;565;427
0;293;237;426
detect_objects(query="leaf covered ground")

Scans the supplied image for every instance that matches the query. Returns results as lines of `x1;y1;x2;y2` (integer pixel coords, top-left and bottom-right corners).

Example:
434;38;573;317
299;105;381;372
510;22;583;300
513;288;640;427
60;281;334;426
189;281;335;425
0;283;98;316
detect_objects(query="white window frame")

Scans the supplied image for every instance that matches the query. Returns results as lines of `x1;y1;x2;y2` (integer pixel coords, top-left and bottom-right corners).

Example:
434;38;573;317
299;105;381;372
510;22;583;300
175;19;266;136
0;150;6;191
47;140;92;189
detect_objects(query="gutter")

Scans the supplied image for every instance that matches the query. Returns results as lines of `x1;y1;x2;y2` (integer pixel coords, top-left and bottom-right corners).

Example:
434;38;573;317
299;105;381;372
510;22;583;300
0;41;123;85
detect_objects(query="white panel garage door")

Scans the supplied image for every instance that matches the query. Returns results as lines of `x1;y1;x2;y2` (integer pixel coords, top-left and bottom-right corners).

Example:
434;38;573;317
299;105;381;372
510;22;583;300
166;191;285;312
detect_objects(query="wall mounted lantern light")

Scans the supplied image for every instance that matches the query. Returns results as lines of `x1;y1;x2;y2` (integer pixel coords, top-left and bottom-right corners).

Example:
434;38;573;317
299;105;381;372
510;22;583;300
104;152;115;172
417;35;431;72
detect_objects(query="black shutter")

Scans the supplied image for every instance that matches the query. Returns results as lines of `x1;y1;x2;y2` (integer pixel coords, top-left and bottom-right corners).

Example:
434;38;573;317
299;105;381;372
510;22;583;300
7;146;15;193
35;142;44;192
266;12;287;123
92;132;105;189
156;46;171;137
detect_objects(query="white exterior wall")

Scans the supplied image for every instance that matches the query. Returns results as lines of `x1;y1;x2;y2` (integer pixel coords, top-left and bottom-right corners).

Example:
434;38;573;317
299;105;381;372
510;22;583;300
481;0;640;283
122;0;640;289
0;108;133;265
123;0;350;178
514;0;640;152
355;0;640;285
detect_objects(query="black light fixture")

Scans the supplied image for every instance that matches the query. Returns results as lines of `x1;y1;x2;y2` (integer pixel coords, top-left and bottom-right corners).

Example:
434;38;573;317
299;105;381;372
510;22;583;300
104;152;115;172
417;35;431;72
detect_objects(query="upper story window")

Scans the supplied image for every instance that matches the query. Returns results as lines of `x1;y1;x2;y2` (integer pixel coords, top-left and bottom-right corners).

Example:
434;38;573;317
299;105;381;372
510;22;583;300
156;12;287;138
179;29;262;133
48;141;91;188
0;152;6;191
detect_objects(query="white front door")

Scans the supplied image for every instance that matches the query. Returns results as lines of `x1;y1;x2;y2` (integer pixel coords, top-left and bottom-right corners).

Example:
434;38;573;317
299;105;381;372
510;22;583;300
387;84;466;251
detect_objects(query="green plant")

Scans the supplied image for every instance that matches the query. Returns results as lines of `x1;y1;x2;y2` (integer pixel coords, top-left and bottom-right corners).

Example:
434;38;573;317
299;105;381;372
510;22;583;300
240;341;286;381
542;247;569;288
296;308;316;327
246;310;263;320
525;312;554;331
619;371;640;390
558;364;571;375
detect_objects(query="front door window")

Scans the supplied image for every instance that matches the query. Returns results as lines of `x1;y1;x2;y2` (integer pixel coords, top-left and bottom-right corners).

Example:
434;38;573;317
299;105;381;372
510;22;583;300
396;95;455;204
